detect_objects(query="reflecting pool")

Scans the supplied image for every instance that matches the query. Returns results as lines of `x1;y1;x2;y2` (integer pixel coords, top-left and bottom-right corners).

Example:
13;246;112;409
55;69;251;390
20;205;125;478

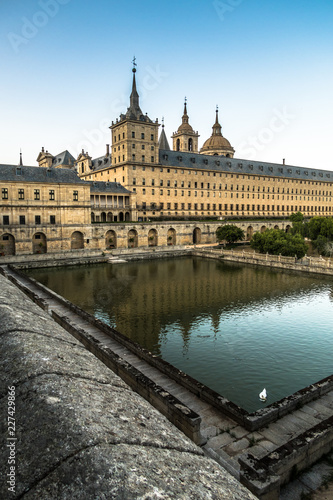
26;257;333;412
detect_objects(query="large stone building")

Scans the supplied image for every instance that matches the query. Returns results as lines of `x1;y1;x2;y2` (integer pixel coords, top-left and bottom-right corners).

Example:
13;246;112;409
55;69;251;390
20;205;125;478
1;62;333;256
78;64;333;222
0;163;134;255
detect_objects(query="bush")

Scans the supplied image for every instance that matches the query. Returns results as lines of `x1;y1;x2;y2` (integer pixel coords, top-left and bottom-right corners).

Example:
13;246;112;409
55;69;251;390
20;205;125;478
250;229;308;259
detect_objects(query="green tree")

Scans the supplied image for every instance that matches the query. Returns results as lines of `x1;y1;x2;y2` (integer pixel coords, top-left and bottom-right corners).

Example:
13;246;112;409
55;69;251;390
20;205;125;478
216;225;245;245
289;212;304;223
250;229;308;258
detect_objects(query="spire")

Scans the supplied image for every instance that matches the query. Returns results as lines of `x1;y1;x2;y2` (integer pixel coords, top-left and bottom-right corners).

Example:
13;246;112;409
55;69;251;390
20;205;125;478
212;105;222;136
182;97;189;126
19;149;23;166
159;117;170;150
126;57;144;120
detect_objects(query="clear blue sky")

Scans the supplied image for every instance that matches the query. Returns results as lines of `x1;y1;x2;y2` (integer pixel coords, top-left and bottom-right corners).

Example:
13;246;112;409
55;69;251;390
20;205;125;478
1;0;333;169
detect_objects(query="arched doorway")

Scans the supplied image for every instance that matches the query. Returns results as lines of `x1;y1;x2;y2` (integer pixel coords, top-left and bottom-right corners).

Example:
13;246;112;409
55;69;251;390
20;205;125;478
101;212;106;222
91;212;95;223
32;232;47;254
285;225;291;233
176;138;180;151
193;227;201;244
148;229;158;247
105;230;117;249
0;233;15;256
260;226;267;233
246;226;253;240
167;228;176;246
71;231;84;250
274;225;279;230
119;212;124;222
125;212;130;221
128;229;138;248
107;212;113;222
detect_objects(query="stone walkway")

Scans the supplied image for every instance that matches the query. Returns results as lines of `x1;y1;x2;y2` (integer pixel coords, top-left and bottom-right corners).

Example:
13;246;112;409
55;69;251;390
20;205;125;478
2;264;333;498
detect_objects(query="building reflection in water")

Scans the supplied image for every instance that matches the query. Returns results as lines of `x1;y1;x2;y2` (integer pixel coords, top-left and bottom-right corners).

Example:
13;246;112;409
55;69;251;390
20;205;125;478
27;258;333;412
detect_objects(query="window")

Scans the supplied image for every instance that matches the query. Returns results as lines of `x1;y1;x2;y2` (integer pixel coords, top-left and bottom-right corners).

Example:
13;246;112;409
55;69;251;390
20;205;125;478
3;215;9;225
73;190;78;201
18;189;24;200
151;179;155;186
34;189;40;200
133;178;136;185
50;215;56;224
35;215;41;225
132;154;135;161
19;215;25;225
2;188;8;199
142;178;146;185
151;156;154;162
132;131;135;138
151;134;154;140
141;133;145;139
49;190;55;200
142;155;145;162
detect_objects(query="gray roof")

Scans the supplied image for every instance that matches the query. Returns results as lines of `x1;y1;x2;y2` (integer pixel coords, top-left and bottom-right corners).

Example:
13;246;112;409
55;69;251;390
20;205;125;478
0;164;86;184
88;181;132;194
159;127;170;150
159;150;333;183
52;150;76;167
91;155;112;171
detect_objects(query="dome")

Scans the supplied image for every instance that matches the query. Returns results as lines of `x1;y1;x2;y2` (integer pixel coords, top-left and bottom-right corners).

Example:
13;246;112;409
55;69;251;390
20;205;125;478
200;108;234;157
176;100;195;134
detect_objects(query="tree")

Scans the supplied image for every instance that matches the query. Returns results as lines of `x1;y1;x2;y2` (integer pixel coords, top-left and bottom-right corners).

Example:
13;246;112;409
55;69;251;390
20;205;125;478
289;212;304;223
250;229;308;258
216;225;245;245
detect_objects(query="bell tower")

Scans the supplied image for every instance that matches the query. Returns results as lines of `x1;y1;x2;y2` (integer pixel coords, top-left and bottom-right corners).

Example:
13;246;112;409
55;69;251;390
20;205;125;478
172;99;199;152
110;59;160;167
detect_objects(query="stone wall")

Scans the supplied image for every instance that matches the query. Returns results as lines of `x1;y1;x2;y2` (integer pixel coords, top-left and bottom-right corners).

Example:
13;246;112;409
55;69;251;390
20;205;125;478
0;272;256;499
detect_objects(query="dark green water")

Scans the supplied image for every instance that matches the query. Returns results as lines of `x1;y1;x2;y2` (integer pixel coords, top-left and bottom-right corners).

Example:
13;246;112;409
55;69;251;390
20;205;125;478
26;257;333;412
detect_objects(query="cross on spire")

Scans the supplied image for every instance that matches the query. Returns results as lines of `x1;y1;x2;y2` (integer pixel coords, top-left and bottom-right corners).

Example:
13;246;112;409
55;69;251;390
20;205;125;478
132;56;137;72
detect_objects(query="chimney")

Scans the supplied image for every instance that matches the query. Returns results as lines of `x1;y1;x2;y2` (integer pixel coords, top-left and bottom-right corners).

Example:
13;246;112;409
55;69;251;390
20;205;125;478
42;147;44;153
82;149;84;154
106;144;110;156
283;158;285;165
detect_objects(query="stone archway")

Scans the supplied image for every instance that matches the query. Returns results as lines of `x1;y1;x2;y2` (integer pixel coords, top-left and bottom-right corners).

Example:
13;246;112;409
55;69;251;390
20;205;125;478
193;227;201;244
101;212;106;222
167;228;176;246
274;225;279;230
246;226;253;241
105;230;117;249
71;231;84;250
148;229;158;247
119;212;124;222
128;229;138;248
32;232;47;254
285;225;291;233
0;233;15;256
91;212;95;223
260;226;267;233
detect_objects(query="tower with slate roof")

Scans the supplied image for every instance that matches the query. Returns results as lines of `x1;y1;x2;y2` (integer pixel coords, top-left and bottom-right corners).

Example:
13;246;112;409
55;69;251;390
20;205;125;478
110;60;160;168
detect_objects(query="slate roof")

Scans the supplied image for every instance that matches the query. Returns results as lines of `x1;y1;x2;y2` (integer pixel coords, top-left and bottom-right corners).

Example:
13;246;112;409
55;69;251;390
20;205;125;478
91;155;112;170
88;181;132;194
52;150;76;167
159;126;170;150
159;150;333;183
0;164;86;184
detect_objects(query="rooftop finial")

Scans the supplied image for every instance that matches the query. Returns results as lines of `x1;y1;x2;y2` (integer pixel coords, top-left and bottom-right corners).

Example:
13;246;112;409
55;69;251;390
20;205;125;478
162;116;165;127
132;55;137;73
19;149;23;166
215;105;219;124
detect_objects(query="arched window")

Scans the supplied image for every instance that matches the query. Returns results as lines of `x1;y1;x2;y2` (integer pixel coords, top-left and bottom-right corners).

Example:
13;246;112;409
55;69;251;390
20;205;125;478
176;139;180;151
188;138;193;151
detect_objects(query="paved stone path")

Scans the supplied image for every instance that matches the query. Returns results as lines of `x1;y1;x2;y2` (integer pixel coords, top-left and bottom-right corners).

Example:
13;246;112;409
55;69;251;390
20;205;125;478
3;265;333;498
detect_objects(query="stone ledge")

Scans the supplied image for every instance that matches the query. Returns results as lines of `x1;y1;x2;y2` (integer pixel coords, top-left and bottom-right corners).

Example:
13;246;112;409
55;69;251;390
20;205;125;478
0;273;257;499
